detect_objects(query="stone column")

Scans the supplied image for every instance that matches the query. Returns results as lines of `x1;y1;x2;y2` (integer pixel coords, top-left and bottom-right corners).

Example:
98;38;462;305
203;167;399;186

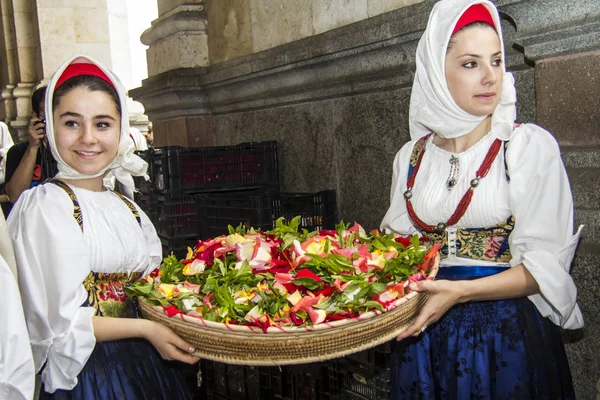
0;0;18;123
131;0;213;148
10;0;41;141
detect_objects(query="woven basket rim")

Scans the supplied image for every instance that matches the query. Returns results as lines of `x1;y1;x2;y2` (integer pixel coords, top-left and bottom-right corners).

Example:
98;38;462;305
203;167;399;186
141;252;439;334
138;252;440;365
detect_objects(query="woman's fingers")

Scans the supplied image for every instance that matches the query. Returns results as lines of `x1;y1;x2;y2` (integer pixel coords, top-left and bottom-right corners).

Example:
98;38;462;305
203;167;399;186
178;353;201;365
164;344;201;364
396;307;435;340
158;344;200;364
162;326;201;363
169;333;195;354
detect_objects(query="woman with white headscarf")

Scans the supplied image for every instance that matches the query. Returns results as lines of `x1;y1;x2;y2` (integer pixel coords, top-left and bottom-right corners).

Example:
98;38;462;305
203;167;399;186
8;56;199;398
381;0;580;398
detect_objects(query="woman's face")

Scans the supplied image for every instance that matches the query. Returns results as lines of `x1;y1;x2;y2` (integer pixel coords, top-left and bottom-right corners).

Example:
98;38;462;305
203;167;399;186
445;25;503;116
54;86;121;175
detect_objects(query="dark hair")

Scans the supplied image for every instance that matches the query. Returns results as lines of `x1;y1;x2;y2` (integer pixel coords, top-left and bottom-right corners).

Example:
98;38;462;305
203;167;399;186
447;21;497;52
31;86;47;116
52;75;121;116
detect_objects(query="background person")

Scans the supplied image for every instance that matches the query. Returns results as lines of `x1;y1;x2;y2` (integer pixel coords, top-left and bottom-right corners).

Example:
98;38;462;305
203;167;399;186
3;86;57;215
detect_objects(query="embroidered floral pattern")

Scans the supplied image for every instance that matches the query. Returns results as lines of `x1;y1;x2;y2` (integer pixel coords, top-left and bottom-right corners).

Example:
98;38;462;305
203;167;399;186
421;217;514;263
83;271;143;317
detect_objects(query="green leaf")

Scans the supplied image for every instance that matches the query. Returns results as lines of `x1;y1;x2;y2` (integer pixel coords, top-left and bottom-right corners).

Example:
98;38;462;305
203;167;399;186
410;234;420;249
125;281;154;296
363;301;385;312
355;285;373;300
312;298;332;310
291;277;321;290
215;258;227;276
371;282;387;293
281;233;297;250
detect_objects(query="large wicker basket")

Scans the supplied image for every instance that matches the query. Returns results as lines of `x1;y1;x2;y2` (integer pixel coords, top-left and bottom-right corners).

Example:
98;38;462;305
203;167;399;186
138;252;439;366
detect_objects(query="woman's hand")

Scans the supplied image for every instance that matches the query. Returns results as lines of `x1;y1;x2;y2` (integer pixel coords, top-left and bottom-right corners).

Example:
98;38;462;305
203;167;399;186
144;321;201;364
396;279;467;340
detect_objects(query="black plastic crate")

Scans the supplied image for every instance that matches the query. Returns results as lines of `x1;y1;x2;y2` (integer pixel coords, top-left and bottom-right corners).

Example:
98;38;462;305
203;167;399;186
133;192;157;223
329;344;394;400
151;141;279;195
159;234;199;259
196;189;275;239
133;175;154;196
156;193;200;238
341;342;394;377
278;364;333;400
133;149;155;196
273;190;337;231
197;189;338;240
329;370;393;400
201;359;279;400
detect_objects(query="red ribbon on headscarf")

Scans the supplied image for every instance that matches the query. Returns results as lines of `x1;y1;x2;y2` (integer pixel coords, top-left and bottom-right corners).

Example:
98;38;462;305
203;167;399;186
54;62;115;90
452;4;496;35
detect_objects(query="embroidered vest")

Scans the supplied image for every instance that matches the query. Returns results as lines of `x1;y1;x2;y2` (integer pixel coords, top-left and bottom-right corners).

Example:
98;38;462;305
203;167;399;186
407;137;514;263
49;179;143;317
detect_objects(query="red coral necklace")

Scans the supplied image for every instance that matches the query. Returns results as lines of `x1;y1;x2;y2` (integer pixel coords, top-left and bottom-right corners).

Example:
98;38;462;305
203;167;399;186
404;137;502;233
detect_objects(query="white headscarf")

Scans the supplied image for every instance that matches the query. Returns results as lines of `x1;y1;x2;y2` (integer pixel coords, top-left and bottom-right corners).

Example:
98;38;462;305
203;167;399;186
409;0;516;141
45;55;147;199
128;127;149;151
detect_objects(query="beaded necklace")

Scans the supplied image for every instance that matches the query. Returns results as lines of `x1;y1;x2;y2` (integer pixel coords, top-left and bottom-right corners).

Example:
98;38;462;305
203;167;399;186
404;137;502;233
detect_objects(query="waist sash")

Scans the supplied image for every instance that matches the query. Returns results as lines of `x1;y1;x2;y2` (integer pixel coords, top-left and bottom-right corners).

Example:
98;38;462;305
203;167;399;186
436;265;510;280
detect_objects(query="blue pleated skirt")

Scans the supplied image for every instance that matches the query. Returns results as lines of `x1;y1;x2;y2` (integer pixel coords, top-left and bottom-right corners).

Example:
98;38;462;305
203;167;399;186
391;266;576;400
40;338;193;400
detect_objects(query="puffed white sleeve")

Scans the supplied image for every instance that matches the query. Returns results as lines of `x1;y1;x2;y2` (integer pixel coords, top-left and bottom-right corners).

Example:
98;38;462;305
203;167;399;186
381;141;420;235
506;124;584;329
8;185;96;393
0;255;34;400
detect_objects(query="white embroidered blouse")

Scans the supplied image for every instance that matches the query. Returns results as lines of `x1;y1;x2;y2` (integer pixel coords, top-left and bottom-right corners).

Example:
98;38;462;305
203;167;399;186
381;124;583;330
8;183;161;393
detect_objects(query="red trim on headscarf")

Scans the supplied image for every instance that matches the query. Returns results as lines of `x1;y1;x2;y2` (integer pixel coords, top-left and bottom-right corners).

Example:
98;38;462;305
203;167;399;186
451;4;496;35
55;63;115;90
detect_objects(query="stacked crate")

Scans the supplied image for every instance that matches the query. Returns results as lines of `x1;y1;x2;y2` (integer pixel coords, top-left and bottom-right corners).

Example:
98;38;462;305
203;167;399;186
134;141;280;258
133;149;157;224
135;141;339;258
132;141;344;399
196;188;338;239
329;343;395;400
200;360;336;400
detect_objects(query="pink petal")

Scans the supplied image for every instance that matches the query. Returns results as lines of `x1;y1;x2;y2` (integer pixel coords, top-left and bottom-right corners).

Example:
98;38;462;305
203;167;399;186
183;281;201;294
307;307;327;325
214;246;235;258
275;273;294;284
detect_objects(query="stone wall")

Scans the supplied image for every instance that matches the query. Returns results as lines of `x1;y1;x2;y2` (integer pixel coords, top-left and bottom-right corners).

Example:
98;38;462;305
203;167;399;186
132;1;600;397
206;0;425;65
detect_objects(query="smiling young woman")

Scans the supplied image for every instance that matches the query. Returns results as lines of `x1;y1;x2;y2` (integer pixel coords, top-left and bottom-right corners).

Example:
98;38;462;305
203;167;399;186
381;0;581;399
8;56;198;399
53;84;121;189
